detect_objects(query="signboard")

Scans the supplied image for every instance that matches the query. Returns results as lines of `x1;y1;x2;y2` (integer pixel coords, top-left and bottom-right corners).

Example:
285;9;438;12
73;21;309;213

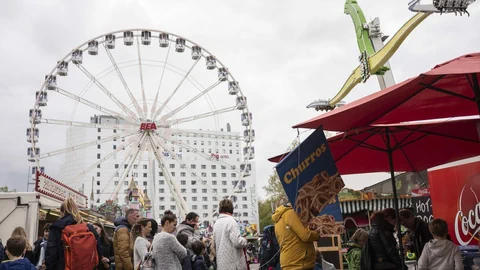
412;196;434;224
320;196;343;222
275;127;344;225
35;172;88;208
411;188;430;197
429;160;480;246
140;122;157;130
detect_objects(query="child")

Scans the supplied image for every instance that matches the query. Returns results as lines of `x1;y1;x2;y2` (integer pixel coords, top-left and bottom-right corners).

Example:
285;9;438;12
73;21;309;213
191;241;207;270
344;229;369;270
177;234;192;270
0;236;36;270
417;219;463;270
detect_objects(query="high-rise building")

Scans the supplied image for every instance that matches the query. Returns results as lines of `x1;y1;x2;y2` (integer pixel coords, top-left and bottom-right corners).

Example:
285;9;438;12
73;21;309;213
61;115;258;227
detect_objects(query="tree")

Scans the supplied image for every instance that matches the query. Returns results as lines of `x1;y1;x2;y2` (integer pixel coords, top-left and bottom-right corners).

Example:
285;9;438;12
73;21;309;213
259;138;301;231
263;138;299;204
263;173;287;203
0;186;16;192
258;199;274;231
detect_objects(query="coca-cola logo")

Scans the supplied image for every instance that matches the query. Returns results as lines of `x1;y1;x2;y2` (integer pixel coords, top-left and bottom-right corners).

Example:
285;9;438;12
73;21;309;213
454;177;480;246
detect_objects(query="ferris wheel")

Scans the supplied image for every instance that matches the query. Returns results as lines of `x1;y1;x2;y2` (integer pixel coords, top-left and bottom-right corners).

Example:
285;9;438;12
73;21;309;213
27;29;255;220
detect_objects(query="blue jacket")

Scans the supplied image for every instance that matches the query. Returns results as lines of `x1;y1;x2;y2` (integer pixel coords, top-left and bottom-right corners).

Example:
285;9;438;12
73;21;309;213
0;258;36;270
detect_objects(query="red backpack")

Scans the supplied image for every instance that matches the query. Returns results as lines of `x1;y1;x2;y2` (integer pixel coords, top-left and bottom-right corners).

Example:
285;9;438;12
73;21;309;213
61;223;99;270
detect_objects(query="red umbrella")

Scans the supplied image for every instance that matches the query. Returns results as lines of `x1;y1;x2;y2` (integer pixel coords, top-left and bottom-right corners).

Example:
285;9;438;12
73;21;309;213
270;118;480;174
269;118;480;263
294;53;480;131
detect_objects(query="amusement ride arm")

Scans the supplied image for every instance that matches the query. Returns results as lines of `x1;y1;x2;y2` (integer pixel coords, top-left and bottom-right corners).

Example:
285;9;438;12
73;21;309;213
329;11;431;106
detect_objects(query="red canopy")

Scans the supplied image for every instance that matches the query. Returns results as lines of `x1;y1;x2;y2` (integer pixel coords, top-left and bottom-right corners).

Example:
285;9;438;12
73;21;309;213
294;53;480;131
270;118;480;175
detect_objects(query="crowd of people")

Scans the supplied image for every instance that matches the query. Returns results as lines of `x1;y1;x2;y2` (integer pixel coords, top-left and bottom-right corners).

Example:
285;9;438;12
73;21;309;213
0;197;252;270
0;196;467;270
267;203;464;270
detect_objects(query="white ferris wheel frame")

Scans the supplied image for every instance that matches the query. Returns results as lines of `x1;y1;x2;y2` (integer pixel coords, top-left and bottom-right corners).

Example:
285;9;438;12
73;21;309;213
28;28;255;221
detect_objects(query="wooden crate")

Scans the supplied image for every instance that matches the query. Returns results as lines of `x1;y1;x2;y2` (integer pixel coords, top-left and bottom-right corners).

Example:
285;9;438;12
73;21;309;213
315;234;343;270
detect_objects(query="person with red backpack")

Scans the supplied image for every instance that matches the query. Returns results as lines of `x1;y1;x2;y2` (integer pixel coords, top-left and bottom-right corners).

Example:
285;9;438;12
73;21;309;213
45;198;99;270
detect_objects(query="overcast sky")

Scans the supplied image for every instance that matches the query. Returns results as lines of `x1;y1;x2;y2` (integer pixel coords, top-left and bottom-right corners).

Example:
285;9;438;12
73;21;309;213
0;0;479;198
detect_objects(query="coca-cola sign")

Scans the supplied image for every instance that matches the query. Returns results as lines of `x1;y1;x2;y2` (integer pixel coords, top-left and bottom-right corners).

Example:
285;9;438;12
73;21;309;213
430;160;480;246
454;183;480;246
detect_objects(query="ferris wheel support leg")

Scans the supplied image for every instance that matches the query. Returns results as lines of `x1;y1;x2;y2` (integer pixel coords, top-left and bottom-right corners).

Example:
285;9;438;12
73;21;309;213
149;135;189;220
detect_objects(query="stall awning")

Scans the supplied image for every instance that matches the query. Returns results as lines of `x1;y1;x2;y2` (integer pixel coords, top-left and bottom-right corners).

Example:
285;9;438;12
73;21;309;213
340;198;412;214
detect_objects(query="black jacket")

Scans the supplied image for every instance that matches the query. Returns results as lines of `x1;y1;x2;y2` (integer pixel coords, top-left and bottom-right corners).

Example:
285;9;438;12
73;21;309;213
191;255;207;270
180;250;193;270
411;218;433;257
368;218;403;270
45;214;77;270
98;238;114;270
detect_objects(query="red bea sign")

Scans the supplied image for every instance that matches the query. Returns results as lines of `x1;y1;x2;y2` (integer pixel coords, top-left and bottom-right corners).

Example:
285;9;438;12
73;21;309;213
429;160;480;246
140;123;157;131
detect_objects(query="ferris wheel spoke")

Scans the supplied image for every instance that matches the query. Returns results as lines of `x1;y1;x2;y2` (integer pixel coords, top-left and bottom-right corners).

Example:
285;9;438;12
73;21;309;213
164;106;236;126
75;63;139;120
55;87;137;125
151;135;218;220
38;131;138;159
150;46;171;119
154;132;240;173
151;135;220;194
160;81;222;121
136;37;148;118
103;44;145;120
65;134;141;185
40;118;136;130
98;140;139;198
111;133;148;200
152;59;201;120
149;135;189;218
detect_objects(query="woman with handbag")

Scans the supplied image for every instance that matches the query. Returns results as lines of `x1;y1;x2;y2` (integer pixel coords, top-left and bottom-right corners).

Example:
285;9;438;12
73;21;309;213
132;218;152;269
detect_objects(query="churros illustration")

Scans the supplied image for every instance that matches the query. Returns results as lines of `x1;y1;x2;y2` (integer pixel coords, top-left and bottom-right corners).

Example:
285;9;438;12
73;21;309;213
308;215;345;236
295;171;344;225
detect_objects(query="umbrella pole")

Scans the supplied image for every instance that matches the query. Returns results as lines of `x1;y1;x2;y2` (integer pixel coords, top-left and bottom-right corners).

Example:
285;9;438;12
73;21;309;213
385;127;406;269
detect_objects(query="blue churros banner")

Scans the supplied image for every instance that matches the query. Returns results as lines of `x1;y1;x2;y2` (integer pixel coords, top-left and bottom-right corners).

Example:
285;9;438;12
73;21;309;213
320;195;343;222
275;127;344;225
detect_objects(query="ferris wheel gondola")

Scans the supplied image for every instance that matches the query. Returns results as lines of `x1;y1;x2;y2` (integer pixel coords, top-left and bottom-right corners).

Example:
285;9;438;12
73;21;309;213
28;29;255;222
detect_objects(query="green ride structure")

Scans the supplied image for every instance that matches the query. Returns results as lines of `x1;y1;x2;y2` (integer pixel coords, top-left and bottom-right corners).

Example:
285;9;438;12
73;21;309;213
308;0;476;111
